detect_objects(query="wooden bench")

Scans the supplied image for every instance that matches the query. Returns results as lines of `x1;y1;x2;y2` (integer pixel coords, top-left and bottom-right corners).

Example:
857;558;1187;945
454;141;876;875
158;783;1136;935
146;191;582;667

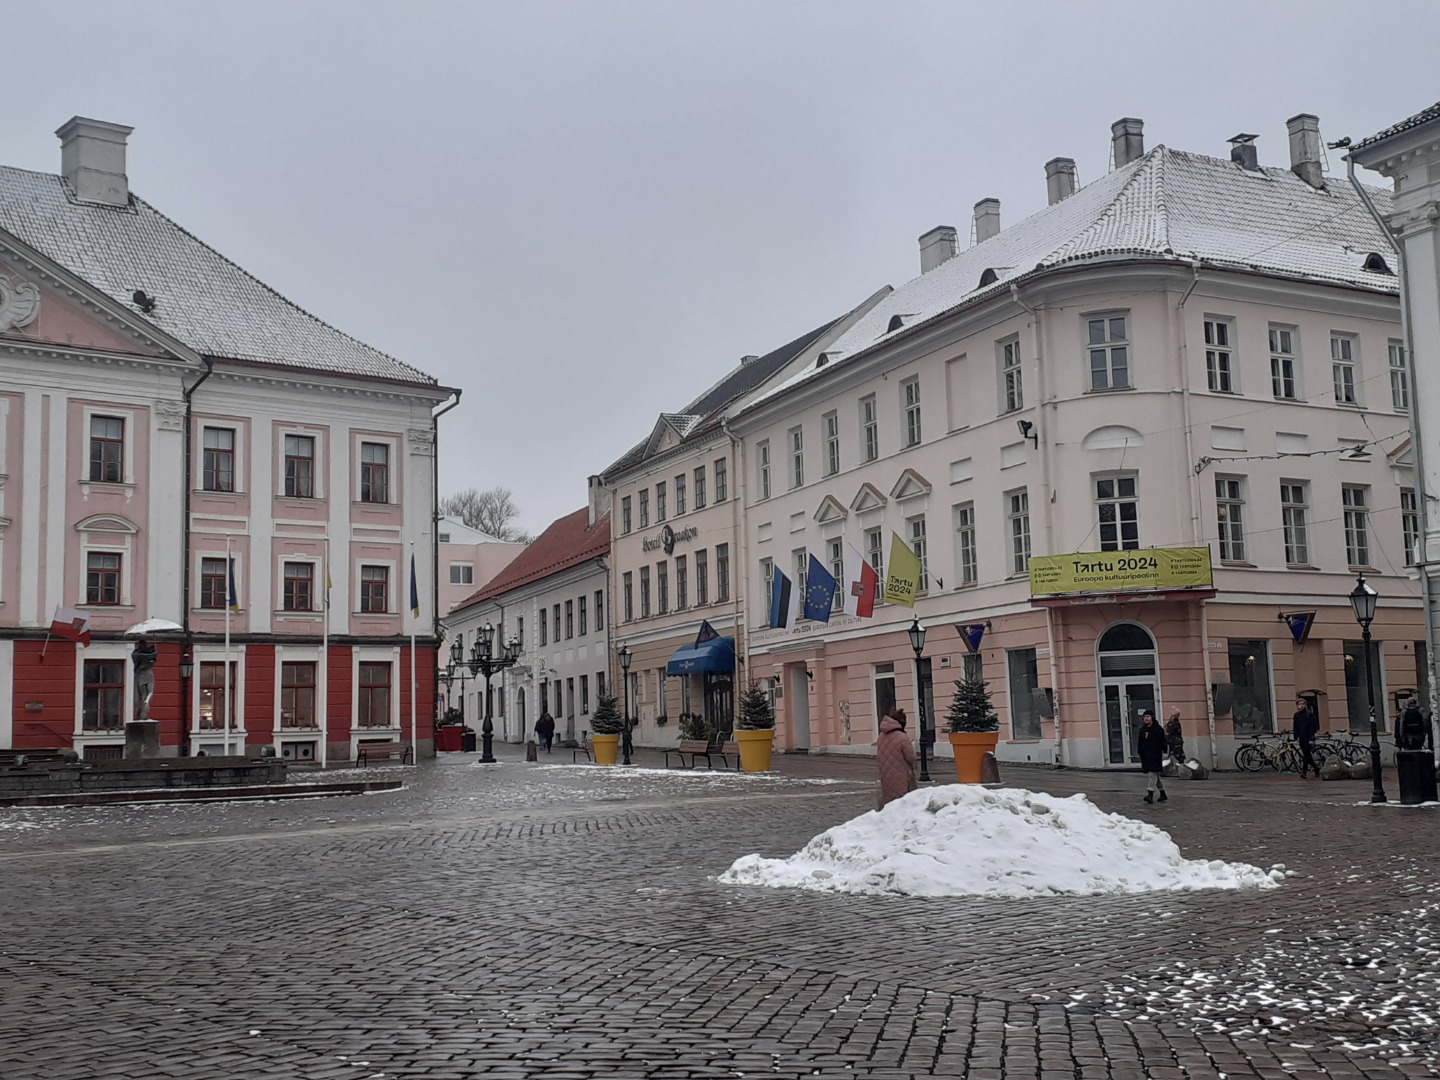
572;735;593;763
355;742;413;767
719;739;741;771
665;739;737;769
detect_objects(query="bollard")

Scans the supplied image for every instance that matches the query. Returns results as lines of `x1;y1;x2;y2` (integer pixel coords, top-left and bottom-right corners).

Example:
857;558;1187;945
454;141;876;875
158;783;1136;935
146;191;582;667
525;739;538;763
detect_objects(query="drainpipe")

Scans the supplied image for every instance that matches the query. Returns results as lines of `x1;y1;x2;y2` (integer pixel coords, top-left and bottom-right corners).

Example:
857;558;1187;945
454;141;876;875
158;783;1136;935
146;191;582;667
179;358;215;757
1346;153;1440;734
431;391;462;746
720;417;748;689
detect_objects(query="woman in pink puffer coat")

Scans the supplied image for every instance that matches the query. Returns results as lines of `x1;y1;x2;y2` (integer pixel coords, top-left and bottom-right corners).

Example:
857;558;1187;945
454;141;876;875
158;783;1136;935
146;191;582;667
875;707;918;808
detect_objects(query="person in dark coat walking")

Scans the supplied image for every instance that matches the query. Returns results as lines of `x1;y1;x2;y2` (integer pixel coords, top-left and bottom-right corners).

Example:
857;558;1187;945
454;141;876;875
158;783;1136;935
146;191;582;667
1292;697;1320;777
535;711;556;753
1164;706;1185;765
1136;710;1168;803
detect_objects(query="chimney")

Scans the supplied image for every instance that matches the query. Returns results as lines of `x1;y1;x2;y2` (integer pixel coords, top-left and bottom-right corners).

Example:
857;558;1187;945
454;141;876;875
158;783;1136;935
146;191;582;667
57;116;133;207
973;199;1001;244
587;474;612;527
918;225;959;273
1287;113;1325;189
1111;117;1145;169
1044;157;1078;204
1228;133;1260;171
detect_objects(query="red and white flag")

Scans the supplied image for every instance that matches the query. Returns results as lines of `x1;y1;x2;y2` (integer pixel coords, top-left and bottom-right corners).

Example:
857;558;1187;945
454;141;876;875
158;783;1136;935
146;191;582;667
843;544;879;618
49;606;92;647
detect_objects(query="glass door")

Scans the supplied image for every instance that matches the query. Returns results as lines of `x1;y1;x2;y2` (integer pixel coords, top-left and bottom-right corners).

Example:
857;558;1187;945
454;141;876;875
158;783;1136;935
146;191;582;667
1102;680;1158;764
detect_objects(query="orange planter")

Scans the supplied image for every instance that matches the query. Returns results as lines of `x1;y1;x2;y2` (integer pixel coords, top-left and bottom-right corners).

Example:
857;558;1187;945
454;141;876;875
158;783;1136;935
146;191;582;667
948;731;1000;783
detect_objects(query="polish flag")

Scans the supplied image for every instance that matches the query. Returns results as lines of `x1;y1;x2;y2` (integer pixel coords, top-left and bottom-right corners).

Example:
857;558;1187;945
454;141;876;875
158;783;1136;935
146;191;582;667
843;544;879;618
49;606;92;647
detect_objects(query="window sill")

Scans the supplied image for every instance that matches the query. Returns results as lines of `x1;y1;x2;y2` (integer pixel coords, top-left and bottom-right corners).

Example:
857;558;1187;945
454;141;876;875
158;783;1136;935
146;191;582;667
1084;385;1134;395
352;611;396;618
79;603;136;612
78;480;136;494
195;487;246;497
952;582;978;591
276;496;327;505
1348;566;1379;574
1283;564;1321;571
276;610;322;617
1219;561;1256;569
353;500;394;509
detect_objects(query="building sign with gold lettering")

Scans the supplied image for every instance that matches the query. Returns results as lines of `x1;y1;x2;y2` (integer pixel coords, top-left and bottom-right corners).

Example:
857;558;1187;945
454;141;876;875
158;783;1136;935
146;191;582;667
1028;547;1213;597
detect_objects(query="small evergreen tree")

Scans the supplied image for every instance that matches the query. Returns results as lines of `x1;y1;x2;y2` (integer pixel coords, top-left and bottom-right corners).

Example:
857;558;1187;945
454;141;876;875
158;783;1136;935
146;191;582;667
590;691;625;735
946;677;999;734
736;680;775;731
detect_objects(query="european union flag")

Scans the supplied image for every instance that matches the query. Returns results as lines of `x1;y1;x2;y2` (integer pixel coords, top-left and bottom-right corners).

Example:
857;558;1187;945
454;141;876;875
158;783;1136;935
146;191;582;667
803;553;837;623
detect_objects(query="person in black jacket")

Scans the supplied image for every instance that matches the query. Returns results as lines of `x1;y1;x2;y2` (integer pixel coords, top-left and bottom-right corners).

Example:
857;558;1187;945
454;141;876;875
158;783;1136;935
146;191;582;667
1137;710;1168;803
535;711;556;753
1292;697;1320;778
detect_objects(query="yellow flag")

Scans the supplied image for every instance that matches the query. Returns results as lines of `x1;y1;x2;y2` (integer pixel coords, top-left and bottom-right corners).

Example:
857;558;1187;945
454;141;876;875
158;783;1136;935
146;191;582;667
884;531;922;608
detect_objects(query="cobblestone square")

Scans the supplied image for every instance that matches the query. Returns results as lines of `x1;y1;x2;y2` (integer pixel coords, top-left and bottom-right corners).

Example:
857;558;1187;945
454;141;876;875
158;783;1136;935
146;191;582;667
2;752;1437;1079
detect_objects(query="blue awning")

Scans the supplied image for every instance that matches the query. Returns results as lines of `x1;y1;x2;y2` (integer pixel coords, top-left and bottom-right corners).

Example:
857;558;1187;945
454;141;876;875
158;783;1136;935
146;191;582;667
666;635;736;675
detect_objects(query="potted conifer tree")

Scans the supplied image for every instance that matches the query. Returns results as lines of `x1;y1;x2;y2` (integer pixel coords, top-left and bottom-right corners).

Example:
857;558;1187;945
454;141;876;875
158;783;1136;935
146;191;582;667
589;691;625;766
945;677;1000;783
734;680;776;772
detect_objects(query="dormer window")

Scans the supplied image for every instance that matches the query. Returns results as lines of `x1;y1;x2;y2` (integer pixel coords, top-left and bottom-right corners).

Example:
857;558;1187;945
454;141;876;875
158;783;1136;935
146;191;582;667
1363;252;1393;274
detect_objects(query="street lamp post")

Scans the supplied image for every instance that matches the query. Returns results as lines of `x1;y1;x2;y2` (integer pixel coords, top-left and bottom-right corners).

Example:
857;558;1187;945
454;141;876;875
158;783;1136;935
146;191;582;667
907;616;931;782
1349;574;1388;804
471;622;521;764
618;643;633;766
441;637;474;724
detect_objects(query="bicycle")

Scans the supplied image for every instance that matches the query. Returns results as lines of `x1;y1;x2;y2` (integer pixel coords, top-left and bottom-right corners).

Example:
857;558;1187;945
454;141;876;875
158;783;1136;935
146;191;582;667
1235;732;1282;772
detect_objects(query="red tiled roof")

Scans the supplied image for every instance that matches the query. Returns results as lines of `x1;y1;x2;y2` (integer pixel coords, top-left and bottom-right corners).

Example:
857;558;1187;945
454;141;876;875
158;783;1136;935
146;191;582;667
453;507;610;610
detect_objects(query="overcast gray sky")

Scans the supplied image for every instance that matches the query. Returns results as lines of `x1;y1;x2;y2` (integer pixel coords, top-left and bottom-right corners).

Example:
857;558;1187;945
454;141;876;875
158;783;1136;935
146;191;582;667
6;1;1438;534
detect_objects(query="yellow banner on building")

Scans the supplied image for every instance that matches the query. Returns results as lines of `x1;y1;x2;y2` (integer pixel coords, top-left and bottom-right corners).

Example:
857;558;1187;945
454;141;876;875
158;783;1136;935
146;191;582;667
884;531;922;608
1028;547;1213;596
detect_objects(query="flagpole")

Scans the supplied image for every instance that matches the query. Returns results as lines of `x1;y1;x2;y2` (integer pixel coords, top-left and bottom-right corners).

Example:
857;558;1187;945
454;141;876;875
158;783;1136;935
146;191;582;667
320;535;330;768
409;544;418;766
224;533;232;757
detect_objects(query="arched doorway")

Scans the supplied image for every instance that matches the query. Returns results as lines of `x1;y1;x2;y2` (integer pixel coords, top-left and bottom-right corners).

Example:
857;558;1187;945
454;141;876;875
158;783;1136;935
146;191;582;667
1097;622;1160;765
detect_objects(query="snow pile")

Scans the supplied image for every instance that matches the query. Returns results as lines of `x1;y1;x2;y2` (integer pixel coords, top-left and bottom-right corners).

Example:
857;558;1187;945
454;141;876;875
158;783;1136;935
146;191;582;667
720;786;1284;897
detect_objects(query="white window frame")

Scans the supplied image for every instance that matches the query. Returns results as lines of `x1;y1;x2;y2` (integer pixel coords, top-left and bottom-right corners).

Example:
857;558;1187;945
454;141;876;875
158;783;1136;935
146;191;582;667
350;646;401;739
693;465;707;509
1203;316;1235;394
357;560;395;615
621;495;632;534
789;427;804;490
674;473;686;516
792;548;808;612
999;336;1023;413
1269;325;1299;401
1093;472;1140;552
1280;481;1310;567
1007;488;1031;576
200;422;243;493
1085;311;1131;391
1390;340;1410;412
865;526;884;582
655;481;666;523
1331;333;1359;406
828;538;844;612
357;436;396;505
279;426;324;501
278;556;321;614
908;514;928;593
1215;475;1246;563
81;404;137;491
639;489;650;528
1402;487;1420;567
823;411;840;476
77;515;139;610
954;501;977;587
759;557;774;620
449;562;475;586
1343;484;1371;568
901;377;922;448
757;441;771;500
860;395;878;463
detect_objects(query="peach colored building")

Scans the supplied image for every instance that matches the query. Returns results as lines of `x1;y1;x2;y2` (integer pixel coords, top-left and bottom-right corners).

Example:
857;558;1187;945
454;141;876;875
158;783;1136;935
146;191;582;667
0;117;455;761
436;515;527;616
731;116;1421;770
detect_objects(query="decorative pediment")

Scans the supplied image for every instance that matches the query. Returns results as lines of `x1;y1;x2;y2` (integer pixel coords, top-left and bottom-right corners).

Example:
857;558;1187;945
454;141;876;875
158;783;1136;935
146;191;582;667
643;413;701;458
75;513;139;534
850;482;887;514
890;468;932;501
1081;425;1144;451
813;495;848;525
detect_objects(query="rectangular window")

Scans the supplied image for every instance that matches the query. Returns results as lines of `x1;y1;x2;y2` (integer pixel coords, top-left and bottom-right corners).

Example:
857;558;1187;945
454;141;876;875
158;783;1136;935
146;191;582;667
908;515;929;593
675;473;686;515
283;434;316;498
1269;326;1297;400
695;549;709;606
539;607;548;645
1086;313;1130;391
283;561;314;611
281;662;317;728
358;662;392;727
792;549;808;609
578;595;588;636
823;411;840;476
595;589;604;631
757;442;771;499
449;563;474;585
566;678;575;719
693;466;707;509
789;427;804;489
565;599;574;639
954;502;977;587
597;670;606;699
1204;318;1234;393
639;490;650;528
552;603;561;641
1228;640;1274;735
360;442;389;503
1331;334;1358;405
359;565;388;612
759;557;774;613
1215;476;1246;563
1000;336;1023;412
88;415;125;485
1390;340;1410;411
579;673;590;715
860;395;879;462
1094;474;1139;551
200;557;227;609
1280;482;1310;566
640;566;651;617
656;481;667;523
962;653;984;683
829;538;844;613
623;572;634;622
657;562;669;614
901;377;922;448
1008;489;1031;575
873;661;897;726
82;660;125;731
1345;640;1384;733
716;543;730;602
865;527;884;582
197;661;236;730
86;551;121;605
1343;485;1371;567
202;426;235;492
675;555;688;610
1007;648;1042;741
621;496;632;534
714;458;727;502
516;616;524;652
1403;488;1420;567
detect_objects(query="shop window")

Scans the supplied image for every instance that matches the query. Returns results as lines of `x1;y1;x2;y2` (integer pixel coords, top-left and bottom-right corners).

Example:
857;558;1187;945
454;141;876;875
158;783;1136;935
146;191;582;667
1227;639;1273;735
1007;648;1041;740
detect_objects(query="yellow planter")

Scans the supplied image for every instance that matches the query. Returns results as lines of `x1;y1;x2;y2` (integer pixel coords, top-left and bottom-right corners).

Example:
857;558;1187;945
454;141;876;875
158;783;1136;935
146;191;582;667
735;728;775;772
948;731;1000;783
591;733;621;765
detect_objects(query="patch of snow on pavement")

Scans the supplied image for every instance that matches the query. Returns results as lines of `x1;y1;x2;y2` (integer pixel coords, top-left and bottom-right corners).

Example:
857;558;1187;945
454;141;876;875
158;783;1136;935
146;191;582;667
719;785;1283;897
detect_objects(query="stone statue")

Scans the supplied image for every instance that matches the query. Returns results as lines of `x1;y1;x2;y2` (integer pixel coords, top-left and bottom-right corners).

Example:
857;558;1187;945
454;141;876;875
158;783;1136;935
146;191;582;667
132;637;158;722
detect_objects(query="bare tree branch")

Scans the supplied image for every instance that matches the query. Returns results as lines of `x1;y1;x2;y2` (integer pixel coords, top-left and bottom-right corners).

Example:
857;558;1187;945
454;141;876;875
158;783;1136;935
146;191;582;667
439;487;533;543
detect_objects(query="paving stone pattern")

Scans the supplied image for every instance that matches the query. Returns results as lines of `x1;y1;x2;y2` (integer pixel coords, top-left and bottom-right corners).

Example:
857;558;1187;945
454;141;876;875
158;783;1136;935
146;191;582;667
1;751;1437;1079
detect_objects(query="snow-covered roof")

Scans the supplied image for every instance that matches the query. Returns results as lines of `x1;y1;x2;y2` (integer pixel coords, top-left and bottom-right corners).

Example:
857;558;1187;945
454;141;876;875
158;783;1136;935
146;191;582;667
1353;102;1440;151
756;146;1396;406
0;165;436;385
